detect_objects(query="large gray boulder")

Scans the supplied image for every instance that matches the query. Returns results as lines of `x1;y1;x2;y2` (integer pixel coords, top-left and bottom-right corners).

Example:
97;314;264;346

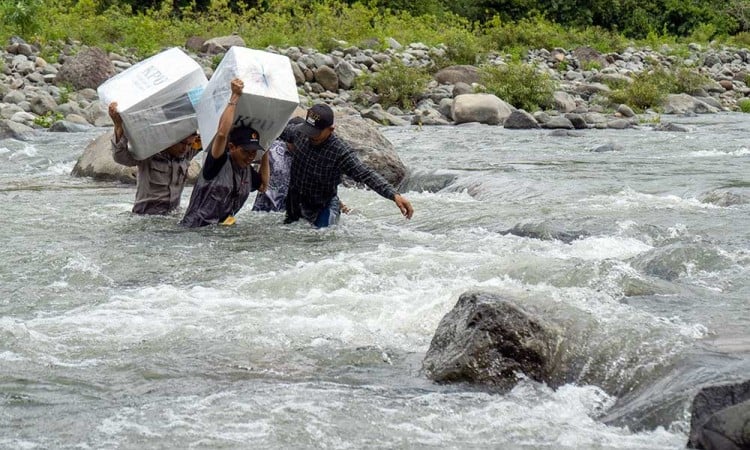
572;46;609;68
452;93;513;125
435;65;480;85
422;291;563;389
360;104;410;126
71;130;201;184
552;91;577;113
335;112;408;187
71;131;136;183
334;60;358;90
503;109;540;129
544;116;575;129
423;288;697;404
662;94;720;114
56;47;115;90
0;119;36;140
201;35;246;54
688;379;750;449
314;65;339;92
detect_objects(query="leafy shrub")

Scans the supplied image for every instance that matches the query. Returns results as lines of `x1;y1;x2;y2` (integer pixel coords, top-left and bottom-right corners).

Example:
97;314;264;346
1;0;43;36
730;31;750;47
478;62;557;111
737;98;750;113
688;23;719;42
580;59;603;71
607;69;675;111
57;83;73;104
674;67;710;94
480;14;627;55
211;54;224;71
440;27;482;66
33;111;64;128
354;59;430;109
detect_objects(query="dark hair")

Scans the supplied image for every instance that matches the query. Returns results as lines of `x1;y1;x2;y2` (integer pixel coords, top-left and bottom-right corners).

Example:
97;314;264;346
288;116;305;125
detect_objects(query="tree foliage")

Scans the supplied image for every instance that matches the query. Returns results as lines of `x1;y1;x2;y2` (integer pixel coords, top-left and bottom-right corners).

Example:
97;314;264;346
2;0;750;59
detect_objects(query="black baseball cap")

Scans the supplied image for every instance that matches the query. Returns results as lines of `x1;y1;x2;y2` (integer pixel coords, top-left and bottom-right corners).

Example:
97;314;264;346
229;126;262;152
300;104;334;137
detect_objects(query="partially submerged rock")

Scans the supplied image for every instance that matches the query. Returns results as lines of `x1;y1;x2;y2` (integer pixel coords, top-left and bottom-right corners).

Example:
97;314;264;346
500;221;589;244
334;112;408;187
688;379;750;449
422;291;563;389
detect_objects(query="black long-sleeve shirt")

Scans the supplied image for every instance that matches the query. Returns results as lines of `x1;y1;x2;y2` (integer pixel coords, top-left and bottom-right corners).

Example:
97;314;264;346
279;123;397;208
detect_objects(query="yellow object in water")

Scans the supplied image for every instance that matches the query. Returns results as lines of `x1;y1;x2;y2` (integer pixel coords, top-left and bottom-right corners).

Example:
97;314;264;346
220;215;236;226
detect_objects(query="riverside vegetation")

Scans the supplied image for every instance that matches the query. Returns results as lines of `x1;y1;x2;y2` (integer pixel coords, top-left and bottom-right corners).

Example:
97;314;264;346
3;0;750;133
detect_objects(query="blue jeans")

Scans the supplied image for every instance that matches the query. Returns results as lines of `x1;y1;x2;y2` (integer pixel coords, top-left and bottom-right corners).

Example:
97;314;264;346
312;196;340;228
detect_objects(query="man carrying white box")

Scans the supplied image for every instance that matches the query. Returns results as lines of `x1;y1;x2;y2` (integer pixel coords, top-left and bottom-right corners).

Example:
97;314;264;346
99;47;209;215
180;78;270;228
98;47;208;161
109;102;202;215
195;46;299;156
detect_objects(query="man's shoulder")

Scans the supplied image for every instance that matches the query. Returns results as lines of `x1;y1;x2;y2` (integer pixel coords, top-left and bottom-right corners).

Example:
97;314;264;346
327;134;353;152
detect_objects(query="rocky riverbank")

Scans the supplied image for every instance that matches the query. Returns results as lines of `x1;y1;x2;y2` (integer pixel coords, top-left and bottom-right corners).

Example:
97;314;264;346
3;34;750;140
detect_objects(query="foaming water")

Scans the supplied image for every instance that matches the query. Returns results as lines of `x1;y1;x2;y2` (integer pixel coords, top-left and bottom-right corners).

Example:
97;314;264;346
2;115;749;448
688;147;750;157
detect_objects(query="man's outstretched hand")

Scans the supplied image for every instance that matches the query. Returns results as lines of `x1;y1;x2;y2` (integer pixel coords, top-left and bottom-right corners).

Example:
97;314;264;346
394;194;413;219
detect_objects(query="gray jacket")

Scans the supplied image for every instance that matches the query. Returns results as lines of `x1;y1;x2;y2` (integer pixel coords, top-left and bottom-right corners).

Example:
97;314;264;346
179;152;257;228
112;135;200;215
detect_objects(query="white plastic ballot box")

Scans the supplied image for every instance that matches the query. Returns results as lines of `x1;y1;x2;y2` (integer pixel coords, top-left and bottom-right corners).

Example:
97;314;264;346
98;47;208;160
195;46;299;153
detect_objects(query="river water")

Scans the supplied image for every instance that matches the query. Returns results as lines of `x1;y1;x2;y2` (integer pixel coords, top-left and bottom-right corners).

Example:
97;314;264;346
1;114;749;449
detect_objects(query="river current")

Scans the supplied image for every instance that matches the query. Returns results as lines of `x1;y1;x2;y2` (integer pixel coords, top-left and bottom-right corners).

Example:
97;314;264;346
1;114;749;449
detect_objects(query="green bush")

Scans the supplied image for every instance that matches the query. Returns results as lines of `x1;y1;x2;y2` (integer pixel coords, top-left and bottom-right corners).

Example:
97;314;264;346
580;59;603;71
438;27;482;67
1;0;43;36
729;31;750;47
33;111;64;128
478;62;557;111
607;69;675;111
737;98;750;112
674;67;711;94
480;14;628;55
57;83;73;104
354;59;430;109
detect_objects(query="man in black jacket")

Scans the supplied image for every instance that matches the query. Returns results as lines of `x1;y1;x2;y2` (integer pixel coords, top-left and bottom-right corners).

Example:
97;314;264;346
279;104;413;227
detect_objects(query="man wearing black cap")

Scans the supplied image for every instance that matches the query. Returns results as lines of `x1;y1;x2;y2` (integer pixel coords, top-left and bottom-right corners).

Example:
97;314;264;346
279;103;414;227
180;78;269;227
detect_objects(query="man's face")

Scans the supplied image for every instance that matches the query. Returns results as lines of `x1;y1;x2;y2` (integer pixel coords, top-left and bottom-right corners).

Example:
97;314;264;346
165;133;199;157
309;126;333;145
229;144;257;168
